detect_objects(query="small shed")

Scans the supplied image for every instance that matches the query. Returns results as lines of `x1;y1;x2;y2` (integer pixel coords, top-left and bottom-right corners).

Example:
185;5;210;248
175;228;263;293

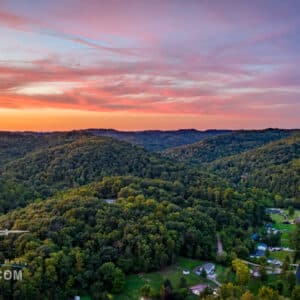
182;270;190;275
104;199;116;204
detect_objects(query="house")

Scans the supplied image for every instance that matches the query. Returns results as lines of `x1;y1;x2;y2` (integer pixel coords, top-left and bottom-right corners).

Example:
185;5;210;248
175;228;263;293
195;263;216;277
265;208;282;214
257;243;267;251
268;247;281;252
267;258;282;266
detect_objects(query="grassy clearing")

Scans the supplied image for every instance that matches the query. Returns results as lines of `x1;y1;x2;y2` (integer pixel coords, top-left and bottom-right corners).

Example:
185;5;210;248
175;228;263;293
270;213;285;224
270;210;295;245
269;250;293;262
268;208;298;263
273;223;295;231
112;257;227;300
283;209;300;221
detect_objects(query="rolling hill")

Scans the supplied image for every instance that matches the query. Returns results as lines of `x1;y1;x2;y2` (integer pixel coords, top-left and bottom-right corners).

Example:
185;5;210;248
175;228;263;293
0;136;179;212
209;133;300;201
0;131;93;165
0;129;230;162
164;129;295;164
81;128;231;151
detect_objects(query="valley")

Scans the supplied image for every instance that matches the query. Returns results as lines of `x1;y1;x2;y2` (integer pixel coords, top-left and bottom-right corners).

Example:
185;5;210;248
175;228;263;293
0;129;299;299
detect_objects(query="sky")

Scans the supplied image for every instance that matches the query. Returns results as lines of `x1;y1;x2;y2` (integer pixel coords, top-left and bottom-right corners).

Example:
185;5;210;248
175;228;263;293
0;0;299;131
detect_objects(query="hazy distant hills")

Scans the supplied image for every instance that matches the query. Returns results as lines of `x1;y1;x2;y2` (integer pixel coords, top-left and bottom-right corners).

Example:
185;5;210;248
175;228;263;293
164;129;296;163
83;128;231;151
0;131;94;165
0;129;230;164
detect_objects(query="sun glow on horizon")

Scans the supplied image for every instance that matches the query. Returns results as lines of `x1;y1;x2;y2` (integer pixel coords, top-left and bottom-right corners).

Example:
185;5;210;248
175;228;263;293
0;1;299;130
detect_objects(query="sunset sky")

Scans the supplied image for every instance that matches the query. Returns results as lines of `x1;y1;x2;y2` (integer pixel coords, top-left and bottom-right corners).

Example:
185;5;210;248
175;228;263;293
0;0;299;130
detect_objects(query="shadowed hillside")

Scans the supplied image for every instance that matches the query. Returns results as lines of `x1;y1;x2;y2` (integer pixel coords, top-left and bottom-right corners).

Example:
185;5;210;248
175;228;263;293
209;132;300;201
164;129;295;163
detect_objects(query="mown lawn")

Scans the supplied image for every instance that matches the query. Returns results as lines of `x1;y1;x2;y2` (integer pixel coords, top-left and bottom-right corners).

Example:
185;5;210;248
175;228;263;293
273;223;295;231
280;231;291;247
270;213;285;224
283;209;300;220
268;208;298;263
269;250;293;262
270;210;297;248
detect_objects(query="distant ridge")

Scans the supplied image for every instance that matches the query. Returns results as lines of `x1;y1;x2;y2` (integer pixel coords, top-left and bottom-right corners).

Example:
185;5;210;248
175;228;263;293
164;128;298;163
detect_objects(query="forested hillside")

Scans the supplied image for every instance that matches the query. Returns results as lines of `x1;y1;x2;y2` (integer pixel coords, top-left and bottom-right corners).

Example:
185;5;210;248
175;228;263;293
0;176;269;299
84;129;230;151
209;133;300;203
0;131;92;165
0;129;298;299
0;136;181;213
0;129;229;160
164;129;295;163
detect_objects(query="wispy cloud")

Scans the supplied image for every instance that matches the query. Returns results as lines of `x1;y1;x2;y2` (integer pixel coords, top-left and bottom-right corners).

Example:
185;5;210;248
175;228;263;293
0;0;299;129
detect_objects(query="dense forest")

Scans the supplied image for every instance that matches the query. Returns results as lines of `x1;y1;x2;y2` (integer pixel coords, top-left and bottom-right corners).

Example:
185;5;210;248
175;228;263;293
0;176;268;299
0;129;299;299
209;133;300;203
0;136;180;213
164;129;295;164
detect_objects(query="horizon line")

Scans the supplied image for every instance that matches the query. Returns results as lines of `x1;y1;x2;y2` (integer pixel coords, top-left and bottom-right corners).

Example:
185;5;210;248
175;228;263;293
0;127;299;134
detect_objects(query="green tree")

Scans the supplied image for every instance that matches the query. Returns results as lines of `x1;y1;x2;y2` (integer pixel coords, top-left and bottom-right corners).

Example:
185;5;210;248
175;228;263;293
259;257;267;282
98;262;125;294
258;286;279;300
160;279;173;300
232;259;250;285
140;284;155;299
291;286;300;300
112;268;125;293
288;206;295;217
241;290;256;300
281;255;290;276
275;280;284;295
201;268;207;279
285;271;296;294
